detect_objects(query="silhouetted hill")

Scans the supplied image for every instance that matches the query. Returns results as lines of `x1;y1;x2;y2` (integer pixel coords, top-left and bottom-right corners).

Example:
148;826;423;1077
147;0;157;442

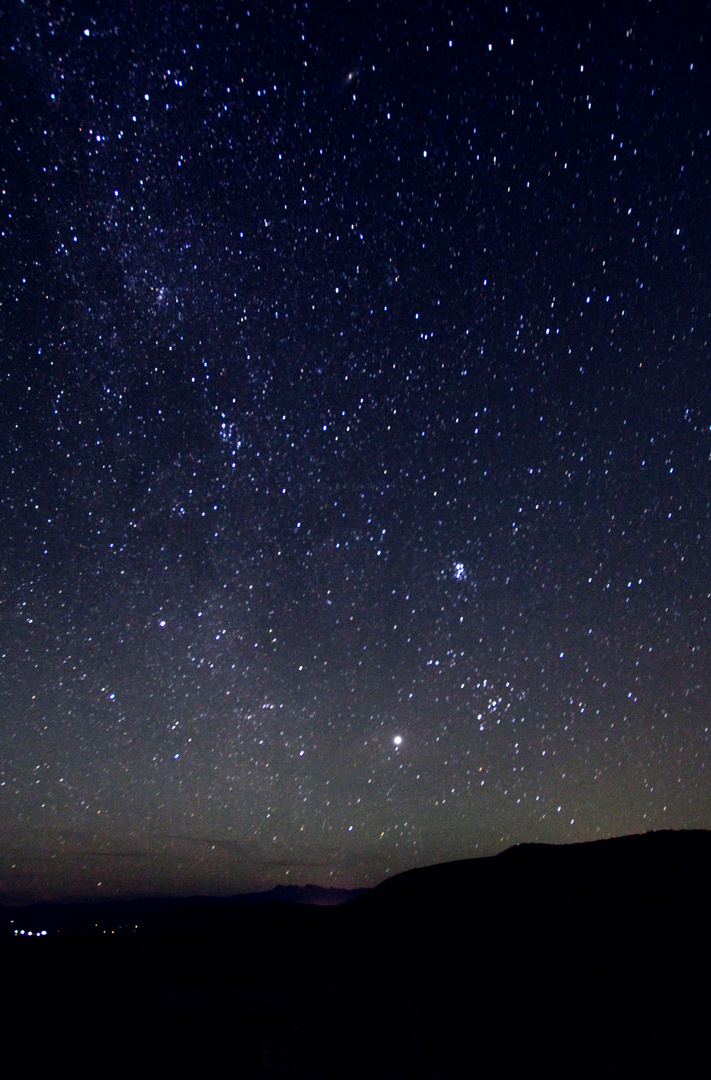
363;828;711;910
341;830;711;1079
354;828;711;962
2;830;709;1079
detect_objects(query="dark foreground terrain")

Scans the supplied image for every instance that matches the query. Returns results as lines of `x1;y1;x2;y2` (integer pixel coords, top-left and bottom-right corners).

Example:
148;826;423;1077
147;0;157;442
2;830;709;1078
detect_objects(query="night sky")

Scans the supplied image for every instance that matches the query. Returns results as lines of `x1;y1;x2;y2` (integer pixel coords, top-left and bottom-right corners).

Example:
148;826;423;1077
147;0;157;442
2;0;710;902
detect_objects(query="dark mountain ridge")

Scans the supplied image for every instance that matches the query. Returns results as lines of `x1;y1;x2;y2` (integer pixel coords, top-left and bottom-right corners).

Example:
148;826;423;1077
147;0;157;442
2;830;709;1078
369;826;711;902
357;827;711;938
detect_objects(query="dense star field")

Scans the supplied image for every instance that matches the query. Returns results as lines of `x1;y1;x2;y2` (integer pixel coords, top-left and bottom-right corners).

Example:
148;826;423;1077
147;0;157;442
1;0;710;901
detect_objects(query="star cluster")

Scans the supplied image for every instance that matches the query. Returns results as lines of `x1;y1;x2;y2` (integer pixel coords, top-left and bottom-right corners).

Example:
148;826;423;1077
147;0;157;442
1;0;710;900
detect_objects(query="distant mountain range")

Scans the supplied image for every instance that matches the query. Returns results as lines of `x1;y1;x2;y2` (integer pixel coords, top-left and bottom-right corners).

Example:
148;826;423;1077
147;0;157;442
233;883;368;907
0;881;367;937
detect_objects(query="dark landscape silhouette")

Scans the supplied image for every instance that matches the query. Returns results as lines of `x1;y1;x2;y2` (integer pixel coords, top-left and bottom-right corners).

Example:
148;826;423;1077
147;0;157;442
2;830;709;1078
